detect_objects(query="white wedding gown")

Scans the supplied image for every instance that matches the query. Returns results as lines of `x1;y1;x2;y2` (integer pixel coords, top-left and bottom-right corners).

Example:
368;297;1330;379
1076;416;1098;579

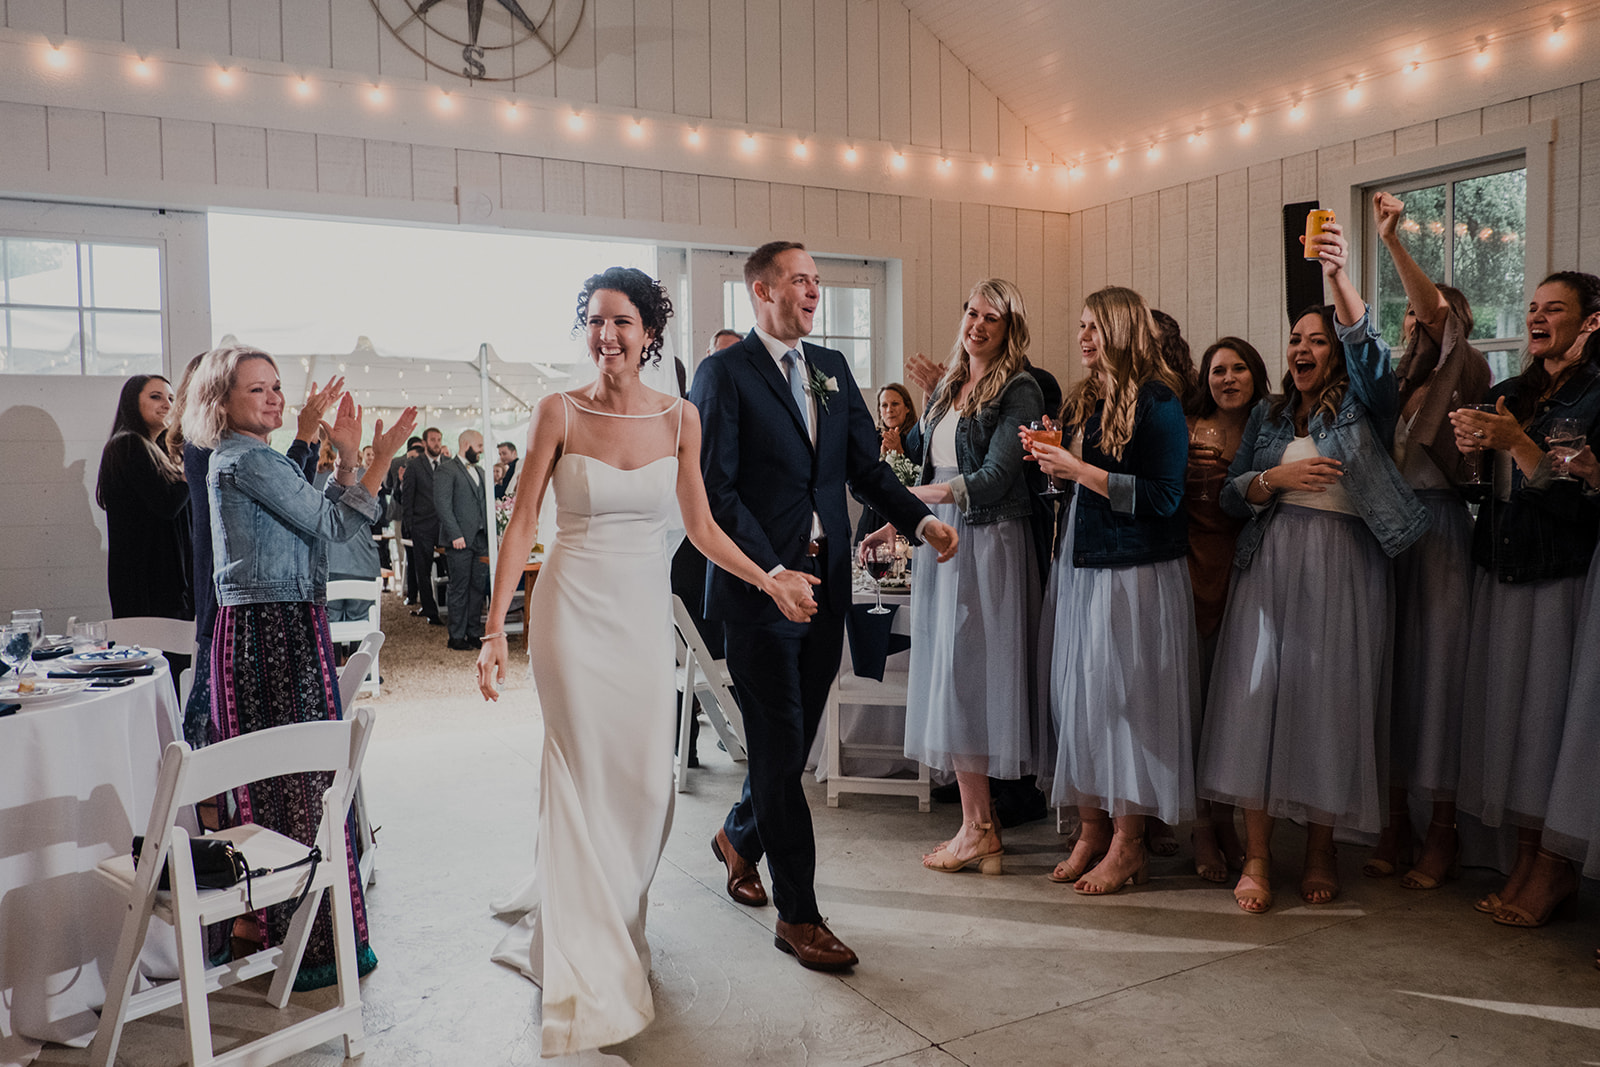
491;396;682;1057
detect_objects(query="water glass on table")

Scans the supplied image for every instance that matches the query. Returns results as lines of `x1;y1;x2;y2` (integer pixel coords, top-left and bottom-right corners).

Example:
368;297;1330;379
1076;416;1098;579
1547;418;1586;481
1;623;33;683
70;620;108;652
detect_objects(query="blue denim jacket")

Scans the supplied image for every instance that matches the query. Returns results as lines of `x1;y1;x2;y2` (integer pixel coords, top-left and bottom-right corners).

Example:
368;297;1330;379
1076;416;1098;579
920;370;1045;525
1471;359;1600;583
1222;309;1429;566
209;432;381;606
1067;382;1189;567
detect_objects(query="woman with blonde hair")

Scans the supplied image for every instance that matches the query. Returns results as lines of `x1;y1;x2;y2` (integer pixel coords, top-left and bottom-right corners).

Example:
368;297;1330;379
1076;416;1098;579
864;278;1044;873
185;343;415;989
1027;285;1196;895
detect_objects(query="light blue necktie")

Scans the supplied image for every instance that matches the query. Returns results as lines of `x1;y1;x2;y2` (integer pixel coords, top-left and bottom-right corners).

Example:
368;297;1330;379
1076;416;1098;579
781;348;812;440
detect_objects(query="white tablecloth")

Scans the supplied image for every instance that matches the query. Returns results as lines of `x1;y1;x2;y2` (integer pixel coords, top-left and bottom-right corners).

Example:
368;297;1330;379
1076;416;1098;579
810;591;920;780
0;665;183;1061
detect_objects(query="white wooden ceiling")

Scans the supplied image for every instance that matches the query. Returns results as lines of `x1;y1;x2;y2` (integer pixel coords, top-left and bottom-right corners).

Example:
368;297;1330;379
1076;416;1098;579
904;0;1579;162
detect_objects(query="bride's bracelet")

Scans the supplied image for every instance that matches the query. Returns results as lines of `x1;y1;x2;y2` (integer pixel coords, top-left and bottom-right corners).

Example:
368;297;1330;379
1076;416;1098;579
479;631;507;643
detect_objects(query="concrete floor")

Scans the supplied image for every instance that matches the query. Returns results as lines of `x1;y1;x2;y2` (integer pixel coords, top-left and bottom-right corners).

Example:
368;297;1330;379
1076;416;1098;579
33;606;1600;1066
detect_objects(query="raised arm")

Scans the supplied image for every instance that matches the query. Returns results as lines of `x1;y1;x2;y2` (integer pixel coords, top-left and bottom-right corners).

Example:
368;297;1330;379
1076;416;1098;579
476;393;564;699
1309;219;1365;329
1373;192;1449;341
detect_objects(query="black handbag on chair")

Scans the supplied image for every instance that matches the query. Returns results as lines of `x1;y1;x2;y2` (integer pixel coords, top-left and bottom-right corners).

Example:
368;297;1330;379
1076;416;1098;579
131;835;322;912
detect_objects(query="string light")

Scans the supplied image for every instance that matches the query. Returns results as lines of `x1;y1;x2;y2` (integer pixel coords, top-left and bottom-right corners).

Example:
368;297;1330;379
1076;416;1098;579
367;85;385;105
982;163;995;178
1027;161;1041;173
1145;144;1159;161
938;157;952;171
1549;14;1568;47
1474;35;1492;67
844;146;858;163
629;119;644;138
216;67;234;88
44;45;68;69
793;140;808;158
742;133;758;153
295;77;313;98
1288;98;1304;122
1238;116;1252;137
504;101;520;121
566;111;585;132
686;128;701;146
1107;155;1119;172
436;90;453;112
1346;78;1362;105
891;151;906;170
131;58;151;79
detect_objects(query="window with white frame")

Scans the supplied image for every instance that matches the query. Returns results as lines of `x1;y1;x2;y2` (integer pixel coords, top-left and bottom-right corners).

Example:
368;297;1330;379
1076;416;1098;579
717;258;886;388
1;237;165;375
1364;156;1528;382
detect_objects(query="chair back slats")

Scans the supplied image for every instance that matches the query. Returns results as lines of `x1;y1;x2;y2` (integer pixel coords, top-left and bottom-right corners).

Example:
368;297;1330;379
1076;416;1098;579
337;631;384;709
175;711;372;809
100;616;197;657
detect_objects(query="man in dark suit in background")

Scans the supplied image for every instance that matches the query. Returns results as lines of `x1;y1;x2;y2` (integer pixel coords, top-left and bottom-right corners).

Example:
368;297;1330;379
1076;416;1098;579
435;428;489;651
402;426;444;626
691;241;958;972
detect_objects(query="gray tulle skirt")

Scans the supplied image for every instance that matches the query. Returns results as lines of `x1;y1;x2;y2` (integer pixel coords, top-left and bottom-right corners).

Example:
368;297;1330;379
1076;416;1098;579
1458;567;1586;829
1543;547;1600;877
904;472;1041;778
1197;505;1393;833
1390;490;1474;797
1040;496;1197;824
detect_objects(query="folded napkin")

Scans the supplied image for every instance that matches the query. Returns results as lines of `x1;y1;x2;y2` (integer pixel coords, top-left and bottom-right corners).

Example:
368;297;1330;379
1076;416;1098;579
48;664;155;679
0;702;18;717
844;603;911;682
31;644;73;661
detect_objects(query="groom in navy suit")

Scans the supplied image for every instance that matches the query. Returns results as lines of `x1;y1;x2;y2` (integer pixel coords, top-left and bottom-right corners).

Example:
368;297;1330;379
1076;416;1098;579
691;241;959;970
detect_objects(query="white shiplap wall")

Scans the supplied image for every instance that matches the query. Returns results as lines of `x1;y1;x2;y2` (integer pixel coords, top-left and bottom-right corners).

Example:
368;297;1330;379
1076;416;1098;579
1062;85;1596;386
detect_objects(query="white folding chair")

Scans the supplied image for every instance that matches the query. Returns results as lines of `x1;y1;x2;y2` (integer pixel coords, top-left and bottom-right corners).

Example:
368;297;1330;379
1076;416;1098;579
326;579;383;699
671;595;746;790
822;637;930;812
178;667;195;711
337;633;384;888
90;708;375;1067
101;616;197;658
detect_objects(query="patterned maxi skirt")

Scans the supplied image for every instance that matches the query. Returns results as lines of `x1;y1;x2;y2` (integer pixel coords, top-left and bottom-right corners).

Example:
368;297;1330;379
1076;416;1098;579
211;600;378;991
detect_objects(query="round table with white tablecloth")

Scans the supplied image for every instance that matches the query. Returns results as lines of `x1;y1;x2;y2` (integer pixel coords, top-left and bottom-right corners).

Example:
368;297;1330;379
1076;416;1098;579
0;663;184;1062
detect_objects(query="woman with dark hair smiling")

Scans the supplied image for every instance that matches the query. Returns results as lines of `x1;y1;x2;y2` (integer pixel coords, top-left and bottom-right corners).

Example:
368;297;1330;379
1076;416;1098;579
96;373;192;623
853;381;925;543
1198;219;1428;914
1449;270;1600;928
1182;336;1269;881
476;267;817;1055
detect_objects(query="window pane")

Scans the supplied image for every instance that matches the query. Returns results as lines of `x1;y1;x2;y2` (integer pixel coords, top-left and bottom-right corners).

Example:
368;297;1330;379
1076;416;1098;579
1373;184;1444;348
1453;169;1527;343
2;308;81;373
827;337;872;386
721;281;756;333
3;239;79;307
83;244;162;310
824;286;871;338
86;311;163;376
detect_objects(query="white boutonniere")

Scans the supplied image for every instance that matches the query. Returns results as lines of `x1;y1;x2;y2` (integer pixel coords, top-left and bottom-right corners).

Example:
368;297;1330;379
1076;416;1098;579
806;363;839;412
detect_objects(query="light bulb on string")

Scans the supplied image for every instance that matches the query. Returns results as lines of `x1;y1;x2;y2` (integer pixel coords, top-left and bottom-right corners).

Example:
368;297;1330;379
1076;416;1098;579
132;57;152;80
742;133;758;153
1289;99;1304;122
368;85;386;106
793;140;808;159
891;152;907;170
687;128;701;146
44;45;68;70
216;67;234;89
982;163;995;179
1474;35;1492;68
295;77;313;98
567;112;585;132
844;146;858;164
1549;14;1567;48
630;119;645;139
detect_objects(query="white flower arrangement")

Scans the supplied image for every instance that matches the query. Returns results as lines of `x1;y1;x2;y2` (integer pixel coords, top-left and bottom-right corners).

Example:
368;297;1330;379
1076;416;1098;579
885;450;920;486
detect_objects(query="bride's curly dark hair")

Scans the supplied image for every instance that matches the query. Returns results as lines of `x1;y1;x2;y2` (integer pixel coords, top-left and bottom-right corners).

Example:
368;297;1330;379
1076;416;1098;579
572;267;674;367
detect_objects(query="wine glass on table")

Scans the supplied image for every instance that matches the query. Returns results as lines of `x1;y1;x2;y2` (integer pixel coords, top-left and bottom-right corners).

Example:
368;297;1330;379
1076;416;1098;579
1547;418;1586;481
1027;418;1067;498
1;623;33;686
1190;425;1225;500
865;543;895;615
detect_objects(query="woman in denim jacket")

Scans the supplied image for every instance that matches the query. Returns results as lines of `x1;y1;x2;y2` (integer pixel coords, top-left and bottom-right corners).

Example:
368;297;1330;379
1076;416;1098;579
184;344;417;990
1448;271;1600;929
863;279;1044;875
1198;221;1427;915
1027;285;1197;896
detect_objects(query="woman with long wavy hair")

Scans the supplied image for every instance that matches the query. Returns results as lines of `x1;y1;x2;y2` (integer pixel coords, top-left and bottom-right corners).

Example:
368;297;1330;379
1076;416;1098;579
864;278;1044;874
96;373;192;624
1027;285;1196;896
1197;221;1427;914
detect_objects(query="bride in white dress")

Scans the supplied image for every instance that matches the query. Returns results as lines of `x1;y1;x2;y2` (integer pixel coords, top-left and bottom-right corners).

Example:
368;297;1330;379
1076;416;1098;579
477;268;817;1058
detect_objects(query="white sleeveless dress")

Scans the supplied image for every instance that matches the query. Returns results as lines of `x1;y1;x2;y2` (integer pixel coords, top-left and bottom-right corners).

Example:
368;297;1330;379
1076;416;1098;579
491;396;681;1057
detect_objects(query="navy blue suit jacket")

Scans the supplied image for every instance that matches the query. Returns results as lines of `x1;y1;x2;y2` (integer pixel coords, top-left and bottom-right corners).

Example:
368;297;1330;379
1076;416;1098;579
690;331;932;623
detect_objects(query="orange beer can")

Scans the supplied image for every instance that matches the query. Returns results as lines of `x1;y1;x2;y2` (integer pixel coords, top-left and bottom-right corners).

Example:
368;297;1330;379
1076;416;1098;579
1304;209;1335;259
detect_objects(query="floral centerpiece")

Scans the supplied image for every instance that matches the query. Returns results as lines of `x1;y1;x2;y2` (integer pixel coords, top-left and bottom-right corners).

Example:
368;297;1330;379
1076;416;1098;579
494;495;515;537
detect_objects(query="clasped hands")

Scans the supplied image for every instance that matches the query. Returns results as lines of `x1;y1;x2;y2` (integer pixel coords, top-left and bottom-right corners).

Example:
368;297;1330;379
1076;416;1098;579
1449;397;1523;454
766;569;821;623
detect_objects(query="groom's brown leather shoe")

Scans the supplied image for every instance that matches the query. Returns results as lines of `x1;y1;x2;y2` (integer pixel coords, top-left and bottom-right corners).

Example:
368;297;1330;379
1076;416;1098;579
773;919;858;972
712;828;768;907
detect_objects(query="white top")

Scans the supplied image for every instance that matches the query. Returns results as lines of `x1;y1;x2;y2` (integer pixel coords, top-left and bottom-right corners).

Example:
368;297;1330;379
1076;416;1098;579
928;408;959;467
1278;434;1358;515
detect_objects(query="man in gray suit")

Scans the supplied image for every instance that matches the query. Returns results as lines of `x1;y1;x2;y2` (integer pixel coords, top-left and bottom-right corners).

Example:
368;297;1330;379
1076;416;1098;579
434;428;490;650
